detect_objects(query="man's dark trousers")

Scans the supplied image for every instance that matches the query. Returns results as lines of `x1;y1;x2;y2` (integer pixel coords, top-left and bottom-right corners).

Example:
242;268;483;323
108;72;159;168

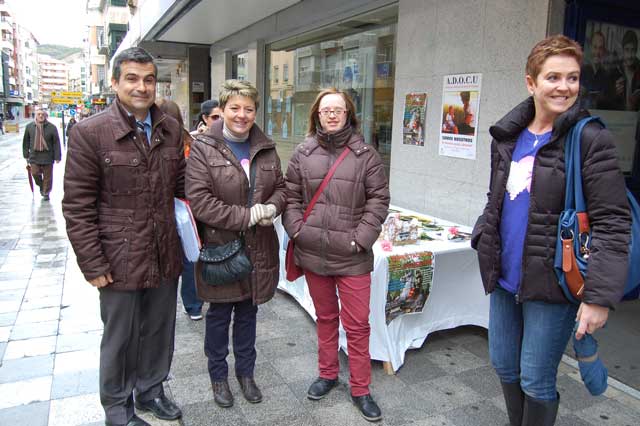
98;279;178;425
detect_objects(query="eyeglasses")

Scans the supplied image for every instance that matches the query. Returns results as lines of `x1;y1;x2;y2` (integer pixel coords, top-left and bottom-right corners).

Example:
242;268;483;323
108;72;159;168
319;108;346;117
208;114;221;120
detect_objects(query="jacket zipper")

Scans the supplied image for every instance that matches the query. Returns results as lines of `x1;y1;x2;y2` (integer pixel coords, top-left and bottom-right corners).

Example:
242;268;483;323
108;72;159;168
320;134;334;275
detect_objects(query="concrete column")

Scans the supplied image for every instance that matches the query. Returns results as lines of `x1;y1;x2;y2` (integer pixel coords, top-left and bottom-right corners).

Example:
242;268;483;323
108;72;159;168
248;39;265;128
210;49;232;100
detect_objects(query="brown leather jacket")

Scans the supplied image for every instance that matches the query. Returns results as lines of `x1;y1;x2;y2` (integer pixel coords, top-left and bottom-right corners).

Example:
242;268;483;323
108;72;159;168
186;120;287;304
283;126;390;276
62;98;185;290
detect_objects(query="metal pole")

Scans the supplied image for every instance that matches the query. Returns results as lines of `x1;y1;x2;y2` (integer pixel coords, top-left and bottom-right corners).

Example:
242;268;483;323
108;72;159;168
61;106;66;147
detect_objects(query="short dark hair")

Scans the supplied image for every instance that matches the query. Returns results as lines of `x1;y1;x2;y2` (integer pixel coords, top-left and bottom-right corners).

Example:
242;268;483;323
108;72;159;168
200;99;219;116
526;35;583;80
112;47;157;82
622;30;638;50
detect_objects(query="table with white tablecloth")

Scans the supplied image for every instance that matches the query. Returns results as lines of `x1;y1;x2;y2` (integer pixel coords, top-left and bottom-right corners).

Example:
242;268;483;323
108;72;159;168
274;208;490;372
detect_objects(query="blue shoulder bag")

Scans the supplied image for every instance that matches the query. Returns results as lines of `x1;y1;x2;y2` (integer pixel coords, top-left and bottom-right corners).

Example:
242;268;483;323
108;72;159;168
553;116;640;304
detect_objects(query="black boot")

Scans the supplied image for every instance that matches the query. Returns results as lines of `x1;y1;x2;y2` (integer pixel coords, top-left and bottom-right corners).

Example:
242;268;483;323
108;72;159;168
522;393;559;426
501;381;524;426
211;380;234;408
307;377;338;400
237;376;263;403
351;394;382;422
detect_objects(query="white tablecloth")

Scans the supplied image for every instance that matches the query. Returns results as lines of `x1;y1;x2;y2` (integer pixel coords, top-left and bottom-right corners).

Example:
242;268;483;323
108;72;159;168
274;208;489;372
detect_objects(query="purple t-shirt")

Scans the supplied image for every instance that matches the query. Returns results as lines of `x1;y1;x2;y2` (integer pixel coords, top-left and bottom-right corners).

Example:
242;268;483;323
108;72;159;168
498;128;552;294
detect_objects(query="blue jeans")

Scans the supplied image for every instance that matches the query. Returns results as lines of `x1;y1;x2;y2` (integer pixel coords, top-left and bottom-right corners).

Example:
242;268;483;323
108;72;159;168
180;256;203;315
489;287;578;400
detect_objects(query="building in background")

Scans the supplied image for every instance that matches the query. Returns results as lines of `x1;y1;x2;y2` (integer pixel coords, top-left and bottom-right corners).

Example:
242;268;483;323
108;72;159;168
38;54;68;106
16;23;38;118
65;51;86;95
85;0;130;110
0;0;22;119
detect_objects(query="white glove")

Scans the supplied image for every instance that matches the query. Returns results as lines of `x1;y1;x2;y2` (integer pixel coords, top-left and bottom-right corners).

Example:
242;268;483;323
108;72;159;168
258;204;277;226
249;204;276;227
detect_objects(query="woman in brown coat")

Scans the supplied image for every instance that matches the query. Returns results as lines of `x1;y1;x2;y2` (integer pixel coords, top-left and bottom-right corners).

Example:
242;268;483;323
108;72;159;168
283;89;390;422
186;80;286;408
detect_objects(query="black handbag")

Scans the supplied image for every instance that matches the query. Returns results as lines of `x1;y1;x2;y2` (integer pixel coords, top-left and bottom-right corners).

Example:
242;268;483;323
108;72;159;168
198;154;257;286
198;239;252;286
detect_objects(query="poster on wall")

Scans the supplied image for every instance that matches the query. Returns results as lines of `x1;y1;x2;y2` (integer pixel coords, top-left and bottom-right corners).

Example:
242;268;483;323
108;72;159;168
385;251;434;324
581;21;640;174
402;93;427;146
438;73;482;160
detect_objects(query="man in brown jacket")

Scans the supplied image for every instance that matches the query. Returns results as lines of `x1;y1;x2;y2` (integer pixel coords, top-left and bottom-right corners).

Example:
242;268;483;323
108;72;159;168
62;47;184;426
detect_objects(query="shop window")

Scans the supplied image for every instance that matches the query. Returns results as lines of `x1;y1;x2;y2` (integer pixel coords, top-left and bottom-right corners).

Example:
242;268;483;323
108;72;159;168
232;52;248;81
265;17;397;175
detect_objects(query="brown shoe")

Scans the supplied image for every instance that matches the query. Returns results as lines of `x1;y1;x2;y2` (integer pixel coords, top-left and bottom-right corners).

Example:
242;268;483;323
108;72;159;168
212;380;234;408
237;376;263;403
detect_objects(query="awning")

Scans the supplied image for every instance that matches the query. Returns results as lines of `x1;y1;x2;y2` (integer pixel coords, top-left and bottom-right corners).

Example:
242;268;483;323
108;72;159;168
7;97;24;105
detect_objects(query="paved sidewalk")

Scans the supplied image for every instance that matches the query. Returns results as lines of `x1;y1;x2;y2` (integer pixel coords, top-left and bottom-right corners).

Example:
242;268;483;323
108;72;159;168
0;122;639;425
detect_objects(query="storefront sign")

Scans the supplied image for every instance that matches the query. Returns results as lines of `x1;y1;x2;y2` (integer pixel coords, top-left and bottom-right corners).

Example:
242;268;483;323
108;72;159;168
438;73;482;160
192;81;204;93
402;92;427;146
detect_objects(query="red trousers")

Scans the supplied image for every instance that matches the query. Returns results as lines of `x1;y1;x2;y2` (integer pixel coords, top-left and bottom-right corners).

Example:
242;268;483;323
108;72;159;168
305;270;371;397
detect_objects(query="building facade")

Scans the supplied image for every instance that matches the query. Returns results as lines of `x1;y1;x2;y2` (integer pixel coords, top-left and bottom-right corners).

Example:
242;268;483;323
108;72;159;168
111;0;640;226
38;54;68;106
16;24;38;117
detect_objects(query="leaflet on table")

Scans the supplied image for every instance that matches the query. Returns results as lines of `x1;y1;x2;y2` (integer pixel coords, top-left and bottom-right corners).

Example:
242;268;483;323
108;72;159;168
385;251;434;324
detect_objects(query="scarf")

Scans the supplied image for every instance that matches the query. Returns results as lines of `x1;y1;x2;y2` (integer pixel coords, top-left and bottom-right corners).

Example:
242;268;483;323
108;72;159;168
223;123;249;142
34;122;49;152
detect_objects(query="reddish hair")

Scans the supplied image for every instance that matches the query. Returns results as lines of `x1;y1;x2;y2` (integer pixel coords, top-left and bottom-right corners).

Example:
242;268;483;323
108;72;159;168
526;35;583;80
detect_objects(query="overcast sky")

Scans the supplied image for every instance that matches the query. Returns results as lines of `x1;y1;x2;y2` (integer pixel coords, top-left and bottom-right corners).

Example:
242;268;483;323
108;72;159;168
9;0;87;47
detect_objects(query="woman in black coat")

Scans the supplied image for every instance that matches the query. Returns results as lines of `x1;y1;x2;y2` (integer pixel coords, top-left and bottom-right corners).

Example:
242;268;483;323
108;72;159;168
472;35;631;426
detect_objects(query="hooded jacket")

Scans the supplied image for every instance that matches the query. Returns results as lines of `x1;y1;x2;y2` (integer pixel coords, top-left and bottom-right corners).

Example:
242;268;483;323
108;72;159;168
186;120;287;304
283;126;390;276
472;97;631;307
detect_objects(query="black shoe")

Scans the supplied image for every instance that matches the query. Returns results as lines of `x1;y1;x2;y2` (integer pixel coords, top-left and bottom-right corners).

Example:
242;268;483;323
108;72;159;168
307;377;338;400
237;376;263;403
351;394;382;422
501;381;524;426
105;414;150;426
212;380;234;408
135;393;182;420
522;393;559;426
42;194;50;201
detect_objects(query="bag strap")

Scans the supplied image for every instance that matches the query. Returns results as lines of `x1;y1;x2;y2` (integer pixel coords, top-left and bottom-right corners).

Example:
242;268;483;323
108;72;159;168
302;148;351;222
564;116;605;212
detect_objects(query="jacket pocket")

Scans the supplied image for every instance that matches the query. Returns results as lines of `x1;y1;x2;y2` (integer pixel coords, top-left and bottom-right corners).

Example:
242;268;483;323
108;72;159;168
161;150;181;187
258;162;278;198
103;151;143;195
98;223;130;285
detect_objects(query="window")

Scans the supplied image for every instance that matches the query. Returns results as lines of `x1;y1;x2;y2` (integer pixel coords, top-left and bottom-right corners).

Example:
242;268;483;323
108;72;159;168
110;0;127;6
232;52;248;81
266;13;397;174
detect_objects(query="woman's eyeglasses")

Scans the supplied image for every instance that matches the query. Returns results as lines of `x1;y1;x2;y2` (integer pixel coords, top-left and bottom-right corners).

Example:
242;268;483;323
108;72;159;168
319;108;346;117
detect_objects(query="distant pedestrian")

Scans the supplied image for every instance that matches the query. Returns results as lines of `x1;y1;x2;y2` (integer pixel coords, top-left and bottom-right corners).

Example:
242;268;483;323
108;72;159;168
0;113;4;135
22;107;61;201
62;47;185;426
65;117;77;146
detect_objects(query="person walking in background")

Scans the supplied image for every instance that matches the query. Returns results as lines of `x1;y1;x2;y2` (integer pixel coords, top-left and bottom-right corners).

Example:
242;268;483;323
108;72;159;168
471;35;631;425
186;79;286;409
0;113;5;135
190;99;222;135
66;116;77;141
283;88;390;422
157;98;204;320
22;107;61;201
62;47;185;426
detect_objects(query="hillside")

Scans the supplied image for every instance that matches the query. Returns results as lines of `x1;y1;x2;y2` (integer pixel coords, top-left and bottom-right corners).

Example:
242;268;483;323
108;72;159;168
37;44;82;60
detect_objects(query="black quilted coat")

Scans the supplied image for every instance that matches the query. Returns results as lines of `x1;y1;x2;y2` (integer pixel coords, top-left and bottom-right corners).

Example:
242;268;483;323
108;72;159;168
471;97;631;308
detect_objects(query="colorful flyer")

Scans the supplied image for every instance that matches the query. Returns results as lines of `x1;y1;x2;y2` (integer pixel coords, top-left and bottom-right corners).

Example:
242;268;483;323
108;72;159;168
439;73;482;159
385;251;434;324
402;93;428;146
